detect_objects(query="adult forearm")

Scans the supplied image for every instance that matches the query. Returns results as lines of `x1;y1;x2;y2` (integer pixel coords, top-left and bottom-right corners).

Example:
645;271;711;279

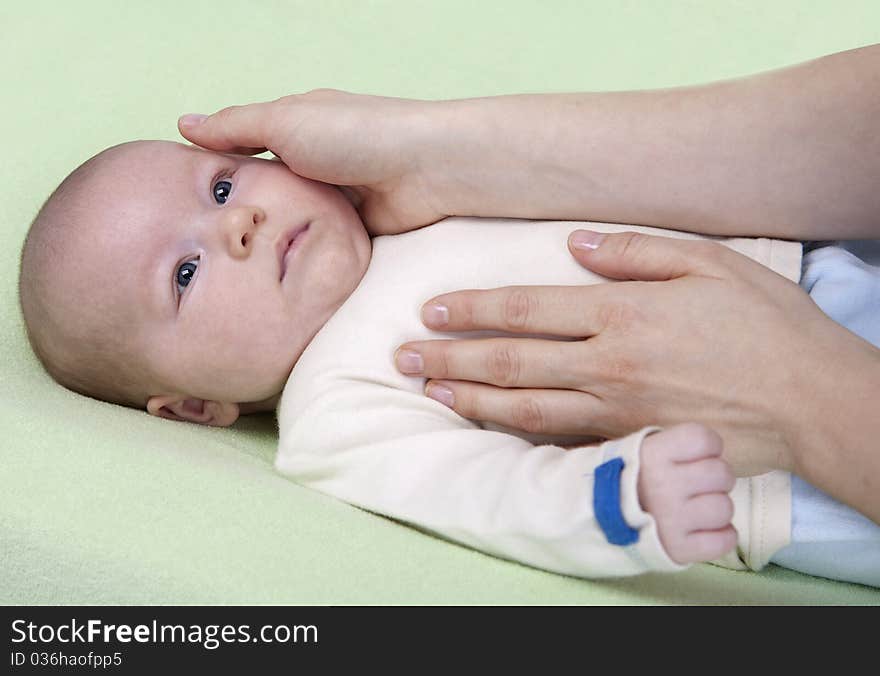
429;44;880;240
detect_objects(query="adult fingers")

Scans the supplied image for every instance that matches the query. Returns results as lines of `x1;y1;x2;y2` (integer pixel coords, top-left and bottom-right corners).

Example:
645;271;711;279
420;283;638;335
178;99;278;155
395;338;591;389
568;229;736;281
423;380;610;438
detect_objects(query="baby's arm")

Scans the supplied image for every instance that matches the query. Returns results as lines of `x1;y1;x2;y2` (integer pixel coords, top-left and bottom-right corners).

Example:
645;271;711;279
277;382;736;577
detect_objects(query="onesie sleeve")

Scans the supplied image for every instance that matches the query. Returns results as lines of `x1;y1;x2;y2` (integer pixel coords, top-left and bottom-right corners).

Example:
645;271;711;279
275;380;687;578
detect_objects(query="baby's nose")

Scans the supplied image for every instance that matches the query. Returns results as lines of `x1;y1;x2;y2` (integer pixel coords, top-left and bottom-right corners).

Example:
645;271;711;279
222;206;266;254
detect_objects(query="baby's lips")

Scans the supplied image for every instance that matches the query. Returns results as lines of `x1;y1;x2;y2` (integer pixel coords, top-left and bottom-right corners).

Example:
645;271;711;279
277;223;311;281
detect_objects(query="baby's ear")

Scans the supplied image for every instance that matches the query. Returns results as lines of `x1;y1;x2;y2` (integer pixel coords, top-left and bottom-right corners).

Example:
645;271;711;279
146;395;239;427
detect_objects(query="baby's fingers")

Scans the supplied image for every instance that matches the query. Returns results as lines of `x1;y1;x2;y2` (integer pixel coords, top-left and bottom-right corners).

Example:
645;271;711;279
178;100;278;155
674;527;738;564
684;493;735;532
680;458;737;497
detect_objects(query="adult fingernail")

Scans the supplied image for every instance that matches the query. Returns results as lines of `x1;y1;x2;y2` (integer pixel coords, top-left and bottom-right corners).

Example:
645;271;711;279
426;383;454;408
422;302;449;328
395;348;423;375
179;113;207;127
570;230;604;251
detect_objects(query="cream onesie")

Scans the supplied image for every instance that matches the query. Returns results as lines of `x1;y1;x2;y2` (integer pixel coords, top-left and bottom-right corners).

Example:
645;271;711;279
275;217;802;578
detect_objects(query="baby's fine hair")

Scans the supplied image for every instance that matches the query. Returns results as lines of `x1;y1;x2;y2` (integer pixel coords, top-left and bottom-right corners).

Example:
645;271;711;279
18;142;151;410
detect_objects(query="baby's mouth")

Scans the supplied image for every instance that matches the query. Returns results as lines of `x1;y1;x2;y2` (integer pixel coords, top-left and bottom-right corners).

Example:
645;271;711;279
279;223;311;281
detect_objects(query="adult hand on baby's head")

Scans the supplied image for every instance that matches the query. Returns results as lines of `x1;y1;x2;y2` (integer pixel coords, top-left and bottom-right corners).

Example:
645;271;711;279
178;89;449;234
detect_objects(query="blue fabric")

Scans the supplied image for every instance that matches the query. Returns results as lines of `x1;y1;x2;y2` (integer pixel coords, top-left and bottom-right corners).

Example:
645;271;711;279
773;475;880;587
594;457;639;546
769;241;880;587
800;242;880;345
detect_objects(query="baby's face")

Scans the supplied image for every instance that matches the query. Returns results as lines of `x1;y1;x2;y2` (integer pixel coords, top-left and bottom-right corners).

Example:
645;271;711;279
79;140;370;417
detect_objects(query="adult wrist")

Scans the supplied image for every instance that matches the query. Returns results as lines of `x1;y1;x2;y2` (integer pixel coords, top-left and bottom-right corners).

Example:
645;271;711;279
784;327;880;522
415;96;501;218
419;93;566;219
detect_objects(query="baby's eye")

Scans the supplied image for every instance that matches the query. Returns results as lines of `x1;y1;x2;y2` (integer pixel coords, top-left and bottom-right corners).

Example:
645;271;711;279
176;259;198;297
212;178;233;205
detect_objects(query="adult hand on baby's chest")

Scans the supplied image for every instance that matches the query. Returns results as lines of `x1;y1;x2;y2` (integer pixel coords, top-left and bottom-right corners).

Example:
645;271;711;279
394;230;850;477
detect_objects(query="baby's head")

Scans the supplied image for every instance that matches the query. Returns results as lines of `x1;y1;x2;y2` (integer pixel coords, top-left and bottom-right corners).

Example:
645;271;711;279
19;140;371;426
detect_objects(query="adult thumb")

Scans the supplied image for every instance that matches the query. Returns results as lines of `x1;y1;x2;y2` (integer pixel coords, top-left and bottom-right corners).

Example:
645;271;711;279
177;100;276;156
567;229;709;281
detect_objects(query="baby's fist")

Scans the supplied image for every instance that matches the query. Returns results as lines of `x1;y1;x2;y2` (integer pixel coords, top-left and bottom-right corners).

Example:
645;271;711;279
637;423;738;564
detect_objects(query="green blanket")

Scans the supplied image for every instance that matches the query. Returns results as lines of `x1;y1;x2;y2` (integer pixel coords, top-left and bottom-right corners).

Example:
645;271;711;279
3;0;879;604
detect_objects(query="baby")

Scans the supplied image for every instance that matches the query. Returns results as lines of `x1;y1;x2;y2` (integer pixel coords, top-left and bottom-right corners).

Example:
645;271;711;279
18;139;879;584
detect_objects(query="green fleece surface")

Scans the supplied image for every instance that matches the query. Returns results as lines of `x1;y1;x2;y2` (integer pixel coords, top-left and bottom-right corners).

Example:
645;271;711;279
3;1;879;604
